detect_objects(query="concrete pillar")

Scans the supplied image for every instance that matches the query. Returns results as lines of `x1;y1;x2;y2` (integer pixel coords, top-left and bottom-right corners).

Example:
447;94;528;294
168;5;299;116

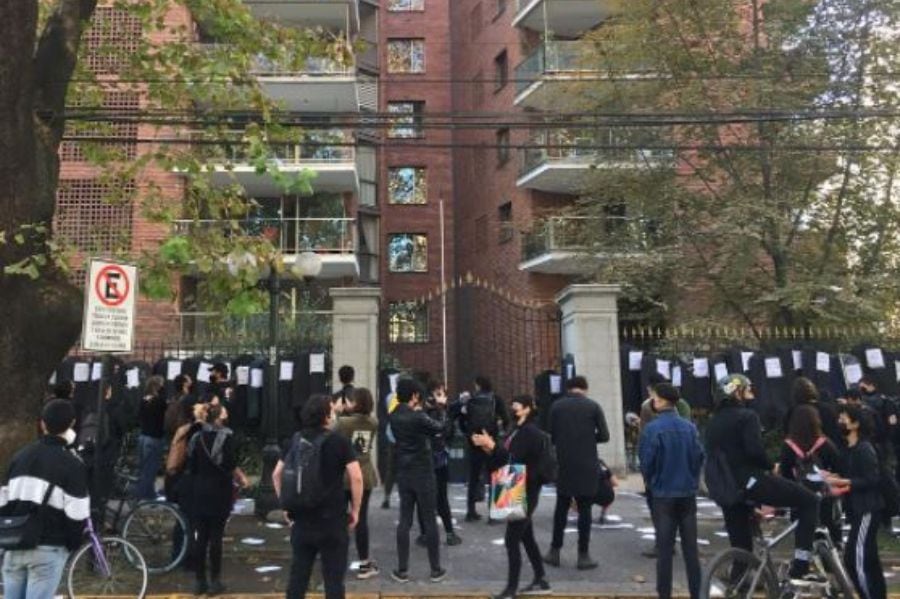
330;288;380;394
556;284;626;472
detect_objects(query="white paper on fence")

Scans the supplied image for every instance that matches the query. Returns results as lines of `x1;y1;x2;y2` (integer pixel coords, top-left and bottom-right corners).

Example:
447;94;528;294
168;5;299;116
672;365;683;387
866;348;886;369
388;373;400;393
236;366;250;386
816;352;831;373
250;368;264;388
628;351;643;371
196;362;212;384
126;368;141;389
166;360;182;381
91;362;103;381
309;353;326;374
693;358;710;378
549;374;562;395
792;350;802;370
764;357;783;379
48;371;57;385
656;359;671;380
73;362;90;382
741;352;754;372
713;362;729;382
844;363;863;385
280;361;294;381
896;362;900;383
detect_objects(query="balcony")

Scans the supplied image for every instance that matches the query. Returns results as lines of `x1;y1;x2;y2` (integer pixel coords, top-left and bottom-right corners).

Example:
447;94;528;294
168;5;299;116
174;217;359;279
252;55;378;113
520;216;649;274
517;128;674;194
514;0;613;37
514;41;601;109
244;0;359;33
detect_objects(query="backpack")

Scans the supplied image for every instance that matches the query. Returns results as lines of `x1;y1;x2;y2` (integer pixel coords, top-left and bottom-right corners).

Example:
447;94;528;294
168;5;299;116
784;437;828;490
466;393;497;434
535;430;558;484
280;432;330;513
704;449;743;507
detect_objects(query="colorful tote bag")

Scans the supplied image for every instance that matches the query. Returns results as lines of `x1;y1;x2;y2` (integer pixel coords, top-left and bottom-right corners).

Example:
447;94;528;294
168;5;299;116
490;463;528;522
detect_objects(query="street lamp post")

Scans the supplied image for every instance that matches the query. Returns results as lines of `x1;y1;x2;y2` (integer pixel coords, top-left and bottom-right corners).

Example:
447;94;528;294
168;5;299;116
255;251;323;520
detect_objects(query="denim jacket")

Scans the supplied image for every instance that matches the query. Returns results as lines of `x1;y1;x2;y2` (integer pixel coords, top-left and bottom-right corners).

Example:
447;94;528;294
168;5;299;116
639;410;705;498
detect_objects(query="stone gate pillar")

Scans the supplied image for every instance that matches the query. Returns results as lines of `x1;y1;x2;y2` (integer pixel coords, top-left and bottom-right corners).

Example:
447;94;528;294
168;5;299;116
330;288;380;394
556;284;626;472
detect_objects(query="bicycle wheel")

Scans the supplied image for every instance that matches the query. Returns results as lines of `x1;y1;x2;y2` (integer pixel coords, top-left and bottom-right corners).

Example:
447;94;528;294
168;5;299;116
701;547;779;599
67;536;148;598
813;539;855;599
122;500;189;573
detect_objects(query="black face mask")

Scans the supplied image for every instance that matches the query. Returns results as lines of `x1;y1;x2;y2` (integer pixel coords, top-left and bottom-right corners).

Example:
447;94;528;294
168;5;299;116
838;423;851;437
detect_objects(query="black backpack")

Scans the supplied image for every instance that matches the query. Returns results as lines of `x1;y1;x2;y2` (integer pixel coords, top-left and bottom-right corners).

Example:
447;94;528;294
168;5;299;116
280;432;330;512
704;449;743;507
535;430;558;484
466;393;497;434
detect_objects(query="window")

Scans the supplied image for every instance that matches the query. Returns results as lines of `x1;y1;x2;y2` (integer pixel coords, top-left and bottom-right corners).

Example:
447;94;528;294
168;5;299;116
470;3;483;41
388;301;429;343
494;50;508;91
388;101;425;138
496;128;510;166
388;233;428;272
388;167;427;204
498;201;513;244
388;0;424;11
387;39;425;73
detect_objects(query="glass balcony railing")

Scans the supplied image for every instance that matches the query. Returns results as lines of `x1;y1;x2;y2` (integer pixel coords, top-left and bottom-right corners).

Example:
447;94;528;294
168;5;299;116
218;130;356;165
521;216;652;262
174;217;355;254
515;41;594;95
520;127;674;175
251;55;355;77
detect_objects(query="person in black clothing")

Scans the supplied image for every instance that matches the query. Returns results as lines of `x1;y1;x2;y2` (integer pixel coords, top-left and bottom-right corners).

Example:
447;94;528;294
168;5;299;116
332;365;355;415
828;405;886;599
275;394;363;599
165;373;195;437
472;395;552;599
389;378;449;583
206;363;232;406
136;375;167;500
416;380;463;546
706;374;818;580
783;377;842;447
459;375;510;521
543;376;609;571
859;376;897;476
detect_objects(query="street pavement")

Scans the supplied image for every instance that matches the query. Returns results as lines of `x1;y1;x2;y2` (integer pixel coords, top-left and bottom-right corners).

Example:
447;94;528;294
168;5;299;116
136;475;899;596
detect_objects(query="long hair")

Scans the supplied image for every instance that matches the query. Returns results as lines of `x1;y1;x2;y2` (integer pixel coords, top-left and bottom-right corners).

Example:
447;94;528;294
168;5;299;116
791;377;819;405
787;404;823;452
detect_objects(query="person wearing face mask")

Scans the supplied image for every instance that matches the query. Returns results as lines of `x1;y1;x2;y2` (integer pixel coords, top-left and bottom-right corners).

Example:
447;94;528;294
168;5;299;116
857;377;897;481
828;405;886;599
472;395;552;599
0;400;90;598
705;374;819;581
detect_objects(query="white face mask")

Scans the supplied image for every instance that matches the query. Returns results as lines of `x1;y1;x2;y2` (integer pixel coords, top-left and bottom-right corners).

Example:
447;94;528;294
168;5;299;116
61;428;77;446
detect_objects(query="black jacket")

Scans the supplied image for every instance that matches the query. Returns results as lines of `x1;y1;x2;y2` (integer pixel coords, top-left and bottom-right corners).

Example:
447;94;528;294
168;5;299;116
549;394;610;497
458;391;510;437
389;403;449;484
187;426;237;519
705;400;773;487
840;440;884;517
486;420;545;516
0;436;90;550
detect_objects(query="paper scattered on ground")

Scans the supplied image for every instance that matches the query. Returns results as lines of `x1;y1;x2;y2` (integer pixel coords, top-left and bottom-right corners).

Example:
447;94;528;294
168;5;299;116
595;523;634;530
492;539;505;546
641;534;655;540
255;566;282;573
241;537;266;546
714;532;729;538
637;527;656;534
350;561;362;571
265;522;284;529
604;514;623;522
697;538;710;546
697;501;717;508
564;527;578;534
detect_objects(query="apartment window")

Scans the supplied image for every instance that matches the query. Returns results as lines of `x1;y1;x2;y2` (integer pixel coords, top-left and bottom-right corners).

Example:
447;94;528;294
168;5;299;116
496;128;510;166
387;101;425;138
388;0;424;11
388;301;429;343
470;3;483;41
388;167;427;205
387;38;425;73
498;201;513;244
388;233;428;272
494;50;508;91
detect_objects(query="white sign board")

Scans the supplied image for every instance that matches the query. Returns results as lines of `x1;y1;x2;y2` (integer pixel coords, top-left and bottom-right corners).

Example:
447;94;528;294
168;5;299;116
81;259;137;353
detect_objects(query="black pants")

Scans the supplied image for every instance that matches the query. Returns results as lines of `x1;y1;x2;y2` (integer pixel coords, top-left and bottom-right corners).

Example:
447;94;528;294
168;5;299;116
845;511;886;599
467;443;488;514
418;465;454;535
194;514;227;583
347;489;372;561
287;525;349;599
551;493;592;552
722;474;816;556
397;481;440;572
506;515;545;591
653;496;702;599
381;444;395;501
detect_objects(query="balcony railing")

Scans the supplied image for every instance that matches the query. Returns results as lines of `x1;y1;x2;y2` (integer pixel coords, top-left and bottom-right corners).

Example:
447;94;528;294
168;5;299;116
520;128;674;175
218;130;356;165
251;55;355;77
522;216;652;262
515;41;594;95
174;217;355;254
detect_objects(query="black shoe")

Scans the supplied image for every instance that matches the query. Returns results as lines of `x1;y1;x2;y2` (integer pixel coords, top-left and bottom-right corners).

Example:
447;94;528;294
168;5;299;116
208;579;226;596
542;547;560;568
415;535;427;547
465;512;482;522
521;579;552;595
391;569;410;583
492;586;517;599
430;567;448;583
577;552;598;570
193;579;209;596
446;531;463;546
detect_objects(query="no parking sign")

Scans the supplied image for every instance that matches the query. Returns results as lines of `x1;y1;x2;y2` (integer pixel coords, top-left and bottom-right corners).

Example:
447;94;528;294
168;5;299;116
81;258;138;353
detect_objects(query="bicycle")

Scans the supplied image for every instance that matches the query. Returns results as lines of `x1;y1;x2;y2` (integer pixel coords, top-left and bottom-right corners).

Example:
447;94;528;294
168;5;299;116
700;504;855;599
66;512;148;597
